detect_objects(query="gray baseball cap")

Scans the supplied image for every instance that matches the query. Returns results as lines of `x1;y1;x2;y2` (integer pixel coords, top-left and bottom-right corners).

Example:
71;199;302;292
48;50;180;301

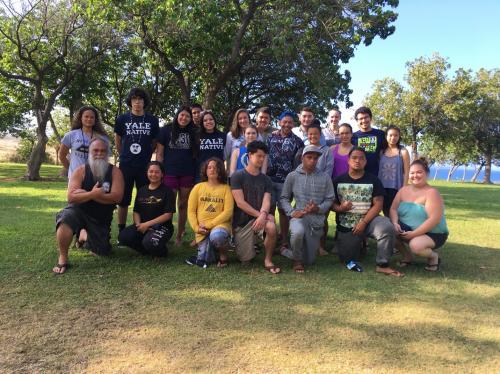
302;145;322;156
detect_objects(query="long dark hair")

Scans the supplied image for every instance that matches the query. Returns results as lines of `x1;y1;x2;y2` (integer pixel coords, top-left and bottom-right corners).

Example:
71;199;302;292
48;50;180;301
200;111;223;135
381;125;402;152
171;106;198;157
71;105;106;136
200;157;227;184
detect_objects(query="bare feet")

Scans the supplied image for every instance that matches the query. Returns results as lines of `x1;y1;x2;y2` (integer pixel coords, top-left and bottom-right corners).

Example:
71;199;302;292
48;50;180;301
318;247;329;256
376;266;404;277
264;260;281;274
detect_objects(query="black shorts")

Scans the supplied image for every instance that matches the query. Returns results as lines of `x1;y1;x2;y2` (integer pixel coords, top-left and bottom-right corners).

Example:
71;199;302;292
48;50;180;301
56;205;112;255
119;164;148;206
399;222;448;249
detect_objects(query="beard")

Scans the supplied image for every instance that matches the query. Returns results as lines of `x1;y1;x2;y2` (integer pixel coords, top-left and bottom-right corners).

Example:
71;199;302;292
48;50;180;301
88;155;109;183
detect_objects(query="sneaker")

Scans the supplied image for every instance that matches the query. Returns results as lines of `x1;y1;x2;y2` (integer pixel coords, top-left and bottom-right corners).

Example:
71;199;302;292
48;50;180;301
280;247;293;260
185;255;197;266
346;260;363;272
196;259;208;269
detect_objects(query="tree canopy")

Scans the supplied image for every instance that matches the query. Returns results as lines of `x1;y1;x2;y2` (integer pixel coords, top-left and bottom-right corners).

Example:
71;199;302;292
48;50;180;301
364;54;499;183
0;0;400;178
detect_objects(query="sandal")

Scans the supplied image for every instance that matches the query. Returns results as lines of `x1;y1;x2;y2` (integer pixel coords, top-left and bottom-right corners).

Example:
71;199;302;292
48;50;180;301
264;264;281;274
292;261;305;274
53;263;70;275
425;258;441;272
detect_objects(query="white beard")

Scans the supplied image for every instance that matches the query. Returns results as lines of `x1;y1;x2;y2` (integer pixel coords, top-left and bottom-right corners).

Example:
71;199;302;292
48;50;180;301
88;155;109;183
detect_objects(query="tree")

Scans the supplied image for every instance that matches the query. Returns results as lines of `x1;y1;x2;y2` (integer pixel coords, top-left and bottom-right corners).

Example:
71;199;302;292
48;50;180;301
0;0;119;180
365;53;449;159
473;69;499;184
115;0;398;111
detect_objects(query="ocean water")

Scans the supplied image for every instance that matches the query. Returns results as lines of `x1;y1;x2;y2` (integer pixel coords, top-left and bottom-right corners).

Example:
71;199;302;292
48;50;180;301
429;164;500;183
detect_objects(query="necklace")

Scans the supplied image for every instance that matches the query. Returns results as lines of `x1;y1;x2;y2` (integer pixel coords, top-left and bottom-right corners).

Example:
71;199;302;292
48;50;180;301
129;112;146;155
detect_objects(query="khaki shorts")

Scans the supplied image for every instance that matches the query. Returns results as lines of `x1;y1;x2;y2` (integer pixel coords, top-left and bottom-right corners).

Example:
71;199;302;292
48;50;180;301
234;219;265;262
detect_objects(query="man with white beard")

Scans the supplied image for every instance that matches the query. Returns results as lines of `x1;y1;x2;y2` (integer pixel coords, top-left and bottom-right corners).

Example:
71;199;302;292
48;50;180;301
53;138;124;274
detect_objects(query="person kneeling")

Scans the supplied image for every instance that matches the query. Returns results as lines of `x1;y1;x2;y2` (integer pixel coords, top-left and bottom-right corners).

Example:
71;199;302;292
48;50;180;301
332;147;403;277
281;145;335;273
231;141;281;274
53;138;124;274
186;157;234;268
118;161;175;258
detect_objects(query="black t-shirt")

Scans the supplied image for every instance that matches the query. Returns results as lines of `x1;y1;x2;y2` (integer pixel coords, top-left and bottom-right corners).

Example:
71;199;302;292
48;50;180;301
114;112;160;167
133;184;176;229
333;172;385;231
198;130;226;165
158;125;196;176
230;169;273;228
351;128;386;176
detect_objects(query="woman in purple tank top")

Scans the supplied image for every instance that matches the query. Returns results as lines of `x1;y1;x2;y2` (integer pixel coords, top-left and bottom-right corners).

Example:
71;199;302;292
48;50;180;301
331;123;354;179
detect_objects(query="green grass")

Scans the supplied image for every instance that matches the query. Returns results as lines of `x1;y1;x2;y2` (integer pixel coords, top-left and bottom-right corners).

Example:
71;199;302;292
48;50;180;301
0;163;499;373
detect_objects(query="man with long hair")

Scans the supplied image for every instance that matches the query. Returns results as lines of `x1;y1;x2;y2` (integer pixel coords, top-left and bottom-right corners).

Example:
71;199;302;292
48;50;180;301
52;139;124;274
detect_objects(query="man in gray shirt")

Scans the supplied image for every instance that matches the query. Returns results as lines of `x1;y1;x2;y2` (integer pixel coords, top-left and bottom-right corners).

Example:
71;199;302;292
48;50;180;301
280;145;335;273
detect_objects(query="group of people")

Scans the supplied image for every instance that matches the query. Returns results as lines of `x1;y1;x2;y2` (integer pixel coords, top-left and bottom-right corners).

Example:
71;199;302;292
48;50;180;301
52;87;449;276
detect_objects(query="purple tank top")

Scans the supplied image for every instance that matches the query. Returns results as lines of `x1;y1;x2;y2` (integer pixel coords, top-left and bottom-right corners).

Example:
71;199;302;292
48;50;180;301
332;145;350;178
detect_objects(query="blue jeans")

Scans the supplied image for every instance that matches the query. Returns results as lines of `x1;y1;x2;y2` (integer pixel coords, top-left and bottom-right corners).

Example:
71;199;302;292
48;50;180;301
197;227;230;263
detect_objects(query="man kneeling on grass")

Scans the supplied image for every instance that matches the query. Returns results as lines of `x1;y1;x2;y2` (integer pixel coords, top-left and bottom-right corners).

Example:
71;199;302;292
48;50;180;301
230;141;281;274
332;147;403;277
53;138;124;274
280;145;335;273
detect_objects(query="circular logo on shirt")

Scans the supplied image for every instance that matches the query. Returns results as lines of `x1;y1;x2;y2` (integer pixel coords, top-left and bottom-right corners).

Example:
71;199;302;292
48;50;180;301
130;143;142;154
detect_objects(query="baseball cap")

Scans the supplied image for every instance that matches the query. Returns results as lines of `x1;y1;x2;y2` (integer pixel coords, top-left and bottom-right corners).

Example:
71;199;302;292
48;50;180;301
302;145;322;156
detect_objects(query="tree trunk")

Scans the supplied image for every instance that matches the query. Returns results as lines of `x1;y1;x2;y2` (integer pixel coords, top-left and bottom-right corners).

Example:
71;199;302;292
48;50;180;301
483;148;493;184
471;162;484;183
447;164;459;182
411;125;418;160
26;127;48;180
433;165;438;180
461;164;467;182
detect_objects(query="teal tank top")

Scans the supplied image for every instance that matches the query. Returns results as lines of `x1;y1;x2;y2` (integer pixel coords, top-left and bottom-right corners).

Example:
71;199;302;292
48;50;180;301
397;201;448;234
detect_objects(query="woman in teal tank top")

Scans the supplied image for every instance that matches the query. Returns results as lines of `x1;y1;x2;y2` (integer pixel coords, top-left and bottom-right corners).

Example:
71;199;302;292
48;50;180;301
389;158;448;271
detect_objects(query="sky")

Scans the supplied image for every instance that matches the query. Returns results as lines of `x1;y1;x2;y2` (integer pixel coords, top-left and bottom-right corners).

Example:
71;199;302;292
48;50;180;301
338;0;500;126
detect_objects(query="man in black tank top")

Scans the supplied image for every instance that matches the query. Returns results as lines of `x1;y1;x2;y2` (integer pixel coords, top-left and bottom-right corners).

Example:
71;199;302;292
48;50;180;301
53;138;124;274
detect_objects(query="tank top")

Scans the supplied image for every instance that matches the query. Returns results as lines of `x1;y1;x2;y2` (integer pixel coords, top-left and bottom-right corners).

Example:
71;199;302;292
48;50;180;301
80;164;115;225
332;145;350;178
397;201;448;234
235;145;249;171
378;147;404;190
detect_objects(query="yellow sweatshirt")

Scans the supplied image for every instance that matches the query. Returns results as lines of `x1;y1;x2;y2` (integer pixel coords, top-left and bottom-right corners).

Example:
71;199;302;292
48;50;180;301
187;182;234;242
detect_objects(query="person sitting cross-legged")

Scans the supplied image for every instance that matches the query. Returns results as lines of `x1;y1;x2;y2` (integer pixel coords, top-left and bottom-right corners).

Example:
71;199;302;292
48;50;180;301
332;147;403;277
118;161;175;259
230;141;281;274
186;157;234;268
280;145;335;273
53;138;124;274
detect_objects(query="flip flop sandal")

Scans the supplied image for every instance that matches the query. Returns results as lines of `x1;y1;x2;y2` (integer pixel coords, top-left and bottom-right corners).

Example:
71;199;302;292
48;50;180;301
425;258;441;272
53;263;70;275
292;261;305;273
264;265;281;274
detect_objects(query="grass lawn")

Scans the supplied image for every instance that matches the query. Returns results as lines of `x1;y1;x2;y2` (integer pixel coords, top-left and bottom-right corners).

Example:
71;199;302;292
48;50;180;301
0;163;499;373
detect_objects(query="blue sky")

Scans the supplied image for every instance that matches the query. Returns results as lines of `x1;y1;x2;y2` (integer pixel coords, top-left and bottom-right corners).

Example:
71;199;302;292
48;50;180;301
340;0;500;118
